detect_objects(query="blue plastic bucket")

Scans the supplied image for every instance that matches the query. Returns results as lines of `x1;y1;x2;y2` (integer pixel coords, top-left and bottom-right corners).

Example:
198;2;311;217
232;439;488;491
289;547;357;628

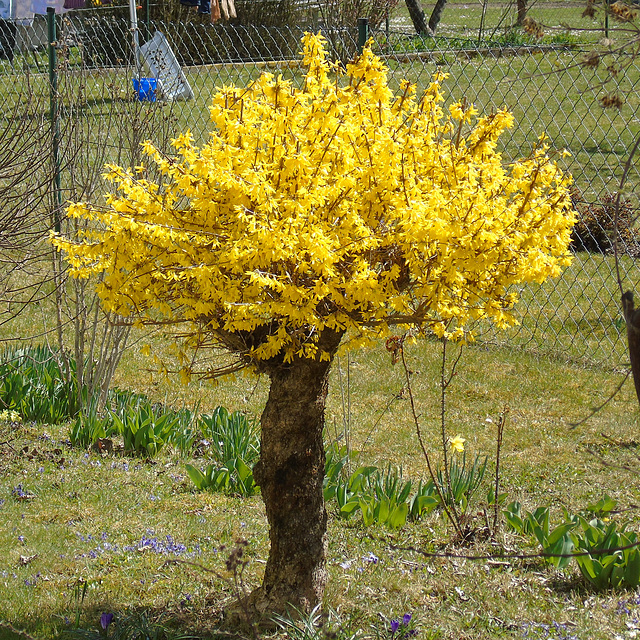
133;77;157;102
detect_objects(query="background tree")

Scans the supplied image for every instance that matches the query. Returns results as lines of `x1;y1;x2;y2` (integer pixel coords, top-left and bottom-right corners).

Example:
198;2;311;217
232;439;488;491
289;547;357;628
0;83;57;333
404;0;449;35
53;34;575;616
52;71;180;411
516;0;528;26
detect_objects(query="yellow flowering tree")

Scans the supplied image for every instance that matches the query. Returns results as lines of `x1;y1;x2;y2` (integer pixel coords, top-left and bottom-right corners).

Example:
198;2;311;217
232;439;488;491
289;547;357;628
52;33;574;615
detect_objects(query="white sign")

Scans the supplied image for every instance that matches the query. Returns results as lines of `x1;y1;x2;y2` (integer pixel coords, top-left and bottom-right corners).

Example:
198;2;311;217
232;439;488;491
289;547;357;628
139;31;193;101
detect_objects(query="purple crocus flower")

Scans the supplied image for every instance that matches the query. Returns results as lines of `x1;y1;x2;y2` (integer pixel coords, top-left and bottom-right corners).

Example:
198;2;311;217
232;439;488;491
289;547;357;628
390;619;400;634
100;612;114;630
402;613;412;626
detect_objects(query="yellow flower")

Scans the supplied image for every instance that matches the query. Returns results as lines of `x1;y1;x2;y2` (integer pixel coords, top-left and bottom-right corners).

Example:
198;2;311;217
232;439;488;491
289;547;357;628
51;33;576;368
449;435;466;453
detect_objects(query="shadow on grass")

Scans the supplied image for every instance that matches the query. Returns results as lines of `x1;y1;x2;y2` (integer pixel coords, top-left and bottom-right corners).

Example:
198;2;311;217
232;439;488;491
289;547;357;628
3;598;260;640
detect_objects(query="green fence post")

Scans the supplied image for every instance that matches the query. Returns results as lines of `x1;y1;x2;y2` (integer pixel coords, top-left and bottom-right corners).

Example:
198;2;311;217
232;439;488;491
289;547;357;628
47;7;62;233
357;17;369;55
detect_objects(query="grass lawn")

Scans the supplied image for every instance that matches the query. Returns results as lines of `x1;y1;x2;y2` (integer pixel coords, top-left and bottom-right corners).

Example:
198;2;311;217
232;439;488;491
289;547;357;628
1;330;640;639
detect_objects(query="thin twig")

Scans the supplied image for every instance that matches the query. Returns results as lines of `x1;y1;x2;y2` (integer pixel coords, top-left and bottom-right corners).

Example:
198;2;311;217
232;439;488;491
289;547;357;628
439;337;462;529
585;447;640;475
0;621;41;640
492;407;507;536
389;538;640;561
162;557;226;579
399;337;464;539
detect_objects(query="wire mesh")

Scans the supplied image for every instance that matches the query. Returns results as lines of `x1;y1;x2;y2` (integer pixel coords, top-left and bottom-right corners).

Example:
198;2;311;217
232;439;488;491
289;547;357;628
0;5;637;369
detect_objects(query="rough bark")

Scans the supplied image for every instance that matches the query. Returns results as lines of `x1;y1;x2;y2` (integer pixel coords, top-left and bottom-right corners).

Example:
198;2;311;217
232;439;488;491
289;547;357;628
404;0;431;35
516;0;527;26
428;0;448;34
248;327;345;616
623;291;640;407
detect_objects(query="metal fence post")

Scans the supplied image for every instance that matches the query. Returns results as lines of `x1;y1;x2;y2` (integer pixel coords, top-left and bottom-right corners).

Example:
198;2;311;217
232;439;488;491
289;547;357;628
47;7;62;233
357;17;368;55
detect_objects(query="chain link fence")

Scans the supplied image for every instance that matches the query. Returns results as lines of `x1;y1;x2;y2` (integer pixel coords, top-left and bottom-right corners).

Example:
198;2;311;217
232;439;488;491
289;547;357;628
0;4;637;368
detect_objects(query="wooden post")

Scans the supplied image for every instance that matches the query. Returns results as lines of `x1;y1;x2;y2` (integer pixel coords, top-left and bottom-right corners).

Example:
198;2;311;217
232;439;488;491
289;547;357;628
622;291;640;407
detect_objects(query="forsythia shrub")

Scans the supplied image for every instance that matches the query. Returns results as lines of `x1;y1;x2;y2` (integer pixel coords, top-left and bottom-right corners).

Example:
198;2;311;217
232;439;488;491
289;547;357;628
52;33;575;367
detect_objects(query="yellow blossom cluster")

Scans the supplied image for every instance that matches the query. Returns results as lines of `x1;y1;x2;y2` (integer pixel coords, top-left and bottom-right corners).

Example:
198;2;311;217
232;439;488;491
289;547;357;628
0;409;21;423
52;33;575;365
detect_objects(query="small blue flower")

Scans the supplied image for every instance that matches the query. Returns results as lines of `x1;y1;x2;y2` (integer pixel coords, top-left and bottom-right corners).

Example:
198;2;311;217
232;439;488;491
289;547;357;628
12;485;27;498
24;573;40;587
390;619;400;634
100;612;114;630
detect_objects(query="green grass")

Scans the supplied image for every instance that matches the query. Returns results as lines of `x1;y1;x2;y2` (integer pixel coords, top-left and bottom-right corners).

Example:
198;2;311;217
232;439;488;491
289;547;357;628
476;251;638;366
1;336;640;639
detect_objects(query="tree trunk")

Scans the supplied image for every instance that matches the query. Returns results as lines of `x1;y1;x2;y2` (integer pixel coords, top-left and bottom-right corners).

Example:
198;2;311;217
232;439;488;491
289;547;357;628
516;0;527;26
623;291;640;407
249;327;344;616
428;0;448;34
404;0;431;35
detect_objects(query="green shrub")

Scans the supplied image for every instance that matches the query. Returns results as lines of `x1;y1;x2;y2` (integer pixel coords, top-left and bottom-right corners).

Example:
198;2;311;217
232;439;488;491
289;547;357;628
437;451;487;514
572;517;640;589
408;480;440;520
199;406;260;466
185;407;260;497
504;501;575;568
0;345;82;424
111;400;181;457
70;388;199;454
69;409;115;449
323;446;438;529
185;458;258;496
